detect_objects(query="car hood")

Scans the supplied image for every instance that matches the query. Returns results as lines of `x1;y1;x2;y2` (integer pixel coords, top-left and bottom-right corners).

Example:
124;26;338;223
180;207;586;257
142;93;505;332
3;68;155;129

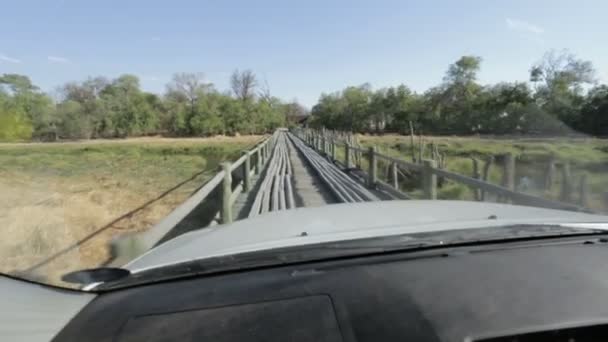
125;200;608;272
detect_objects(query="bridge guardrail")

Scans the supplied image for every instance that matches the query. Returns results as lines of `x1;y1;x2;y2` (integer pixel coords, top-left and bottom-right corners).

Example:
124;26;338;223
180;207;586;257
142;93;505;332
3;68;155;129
111;130;280;266
293;128;587;213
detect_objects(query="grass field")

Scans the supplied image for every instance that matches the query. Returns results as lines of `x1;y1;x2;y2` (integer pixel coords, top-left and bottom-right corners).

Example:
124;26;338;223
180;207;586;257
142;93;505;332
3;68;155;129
0;135;263;285
355;134;608;212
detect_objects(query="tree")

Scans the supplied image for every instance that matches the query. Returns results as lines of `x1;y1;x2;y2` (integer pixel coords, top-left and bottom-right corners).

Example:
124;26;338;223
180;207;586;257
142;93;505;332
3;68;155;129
56;100;92;139
0;99;33;141
165;73;213;134
474;82;534;133
59;77;109;138
1;74;54;139
427;56;483;133
230;69;257;102
283;101;309;126
530;50;596;95
579;85;608;135
444;56;482;85
530;50;596;128
189;92;224;136
100;75;158;136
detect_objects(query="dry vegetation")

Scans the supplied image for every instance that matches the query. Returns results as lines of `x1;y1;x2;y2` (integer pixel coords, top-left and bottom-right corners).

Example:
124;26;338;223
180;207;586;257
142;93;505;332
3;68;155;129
0;135;262;286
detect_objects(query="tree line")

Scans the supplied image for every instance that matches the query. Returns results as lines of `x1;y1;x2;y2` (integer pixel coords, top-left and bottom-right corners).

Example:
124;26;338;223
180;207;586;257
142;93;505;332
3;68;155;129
310;50;608;136
0;70;309;141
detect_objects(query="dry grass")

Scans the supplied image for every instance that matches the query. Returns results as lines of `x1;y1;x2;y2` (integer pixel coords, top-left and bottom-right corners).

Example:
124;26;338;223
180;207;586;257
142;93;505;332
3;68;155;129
0;135;262;286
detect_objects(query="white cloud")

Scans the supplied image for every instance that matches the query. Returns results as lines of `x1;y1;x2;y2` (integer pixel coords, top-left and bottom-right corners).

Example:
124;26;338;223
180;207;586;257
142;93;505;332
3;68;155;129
0;53;22;64
47;55;70;63
150;37;161;42
506;18;544;35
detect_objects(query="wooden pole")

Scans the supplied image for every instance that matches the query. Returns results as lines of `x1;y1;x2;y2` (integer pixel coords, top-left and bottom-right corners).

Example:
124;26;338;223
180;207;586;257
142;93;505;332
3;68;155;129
579;174;589;207
502;153;515;191
331;139;336;161
409;120;416;162
545;155;556;191
367;146;377;189
242;151;251;191
471;158;481;201
391;162;398;189
418;134;423;162
255;147;262;174
321;135;326;155
345;142;351;169
560;162;572;202
480;156;494;201
422;159;437;200
221;162;233;224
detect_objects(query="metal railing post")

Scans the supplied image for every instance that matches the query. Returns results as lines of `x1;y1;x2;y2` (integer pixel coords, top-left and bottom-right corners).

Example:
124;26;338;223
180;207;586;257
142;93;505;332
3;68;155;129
221;162;233;224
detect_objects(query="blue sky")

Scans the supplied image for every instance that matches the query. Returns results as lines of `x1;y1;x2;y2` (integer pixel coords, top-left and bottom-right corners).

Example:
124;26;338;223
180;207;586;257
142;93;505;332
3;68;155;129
1;0;607;106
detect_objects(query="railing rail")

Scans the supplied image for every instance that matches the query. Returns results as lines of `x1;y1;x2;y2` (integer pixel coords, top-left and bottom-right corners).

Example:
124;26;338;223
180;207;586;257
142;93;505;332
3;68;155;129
111;131;279;265
293;128;587;213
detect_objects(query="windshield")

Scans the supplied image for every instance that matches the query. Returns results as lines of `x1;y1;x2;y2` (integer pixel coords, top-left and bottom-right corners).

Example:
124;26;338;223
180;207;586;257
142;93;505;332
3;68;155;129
1;0;607;289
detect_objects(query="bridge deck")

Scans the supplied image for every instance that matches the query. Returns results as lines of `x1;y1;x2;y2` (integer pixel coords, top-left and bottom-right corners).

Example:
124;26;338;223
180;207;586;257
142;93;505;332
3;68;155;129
233;131;394;221
288;135;337;208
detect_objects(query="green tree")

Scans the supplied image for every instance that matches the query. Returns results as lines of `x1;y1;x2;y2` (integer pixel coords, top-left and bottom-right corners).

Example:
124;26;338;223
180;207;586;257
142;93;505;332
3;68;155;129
474;82;534;133
430;56;483;133
100;75;159;136
56;100;92;139
0;99;33;141
189;92;224;136
579;85;608;135
530;50;596;128
1;74;55;138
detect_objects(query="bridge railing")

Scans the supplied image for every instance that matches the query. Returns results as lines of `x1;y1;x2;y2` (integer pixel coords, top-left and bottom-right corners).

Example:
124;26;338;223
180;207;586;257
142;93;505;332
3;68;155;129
292;128;588;213
110;130;280;265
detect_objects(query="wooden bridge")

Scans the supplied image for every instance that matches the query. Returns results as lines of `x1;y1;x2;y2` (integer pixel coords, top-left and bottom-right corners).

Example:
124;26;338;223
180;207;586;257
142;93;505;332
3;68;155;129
112;128;589;264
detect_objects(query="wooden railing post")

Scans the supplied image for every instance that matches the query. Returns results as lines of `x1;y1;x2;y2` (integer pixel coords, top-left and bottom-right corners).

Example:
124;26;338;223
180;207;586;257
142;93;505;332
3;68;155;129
391;162;398;189
579;174;589;207
345;143;351;169
367;146;377;189
255;147;262;174
331;140;336;161
502;153;515;191
321;135;326;155
422;159;437;200
242;151;251;191
221;162;233;224
560;161;572;202
480;156;494;201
